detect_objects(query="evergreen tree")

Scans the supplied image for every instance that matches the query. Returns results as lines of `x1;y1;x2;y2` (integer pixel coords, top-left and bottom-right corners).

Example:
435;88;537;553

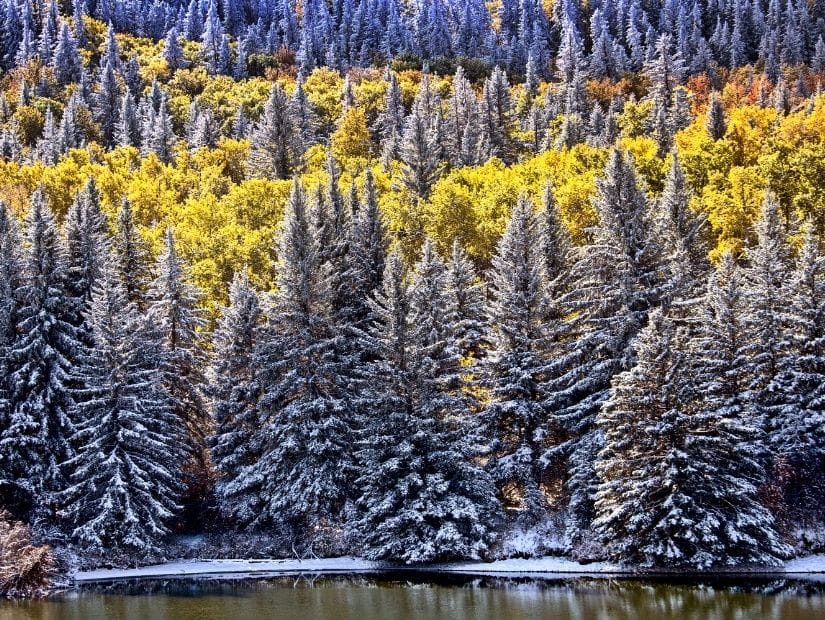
0;190;80;521
445;239;487;361
552;149;662;547
399;74;442;199
147;228;210;529
209;272;263;525
377;70;405;166
163;27;187;71
706;92;727;140
115;92;140;148
742;192;791;443
479;196;549;523
352;248;502;563
0;201;22;512
655;153;708;305
767;222;825;527
479;67;515;163
63;258;185;560
594;306;790;568
201;0;224;74
241;180;356;543
113;197;150;308
248;84;300;180
52;23;82;86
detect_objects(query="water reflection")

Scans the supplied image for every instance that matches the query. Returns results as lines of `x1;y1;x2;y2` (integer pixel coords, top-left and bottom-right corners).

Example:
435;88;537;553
2;573;825;620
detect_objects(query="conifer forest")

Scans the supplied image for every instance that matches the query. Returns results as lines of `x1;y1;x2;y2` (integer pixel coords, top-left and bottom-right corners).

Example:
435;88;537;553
0;0;825;575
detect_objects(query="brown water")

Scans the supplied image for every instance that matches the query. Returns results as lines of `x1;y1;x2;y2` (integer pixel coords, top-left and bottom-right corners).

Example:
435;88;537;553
2;574;824;620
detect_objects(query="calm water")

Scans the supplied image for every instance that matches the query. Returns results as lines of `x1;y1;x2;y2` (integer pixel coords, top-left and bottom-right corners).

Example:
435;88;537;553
2;573;825;620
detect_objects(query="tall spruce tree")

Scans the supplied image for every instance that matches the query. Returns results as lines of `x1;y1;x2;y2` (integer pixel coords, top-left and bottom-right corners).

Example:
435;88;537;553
479;196;549;523
248;84;300;180
551;149;662;547
399;74;443;199
352;247;502;562
742;192;791;446
0;190;80;522
594;304;790;568
242;179;357;544
147;228;210;529
63;258;185;560
209;271;263;525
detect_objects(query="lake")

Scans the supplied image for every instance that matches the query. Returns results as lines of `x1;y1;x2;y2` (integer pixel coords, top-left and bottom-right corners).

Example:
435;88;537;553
2;573;824;619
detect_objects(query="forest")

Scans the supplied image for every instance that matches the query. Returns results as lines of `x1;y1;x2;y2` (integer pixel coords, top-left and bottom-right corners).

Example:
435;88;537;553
0;0;824;585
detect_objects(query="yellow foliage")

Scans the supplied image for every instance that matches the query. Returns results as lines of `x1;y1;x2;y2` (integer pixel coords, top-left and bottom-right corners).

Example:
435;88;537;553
331;108;372;162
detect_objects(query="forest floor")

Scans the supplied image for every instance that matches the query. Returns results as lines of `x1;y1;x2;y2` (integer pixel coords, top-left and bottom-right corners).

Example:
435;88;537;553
73;555;825;583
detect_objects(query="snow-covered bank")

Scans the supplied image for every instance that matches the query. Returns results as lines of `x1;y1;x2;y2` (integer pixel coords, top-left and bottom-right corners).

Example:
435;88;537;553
73;558;383;582
73;554;825;583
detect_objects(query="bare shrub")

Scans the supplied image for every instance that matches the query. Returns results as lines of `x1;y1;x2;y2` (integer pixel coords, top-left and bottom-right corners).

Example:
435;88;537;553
0;511;57;598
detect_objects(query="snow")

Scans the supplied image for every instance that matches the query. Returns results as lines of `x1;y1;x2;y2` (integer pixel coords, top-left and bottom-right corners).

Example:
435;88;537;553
784;555;825;573
435;557;621;574
73;558;382;582
73;554;825;583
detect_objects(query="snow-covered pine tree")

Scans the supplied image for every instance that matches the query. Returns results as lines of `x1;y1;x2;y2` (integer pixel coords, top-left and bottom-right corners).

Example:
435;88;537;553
248;83;300;180
764;222;825;528
113;197;150;308
63;257;185;562
244;179;357;545
351;246;502;563
376;69;405;167
147;228;210;530
706;92;727;140
64;178;110;333
594;302;790;568
742;191;791;448
0;190;80;522
655;152;709;308
209;271;263;526
551;148;662;549
478;195;549;524
479;67;515;163
444;239;487;361
0;201;22;514
399;74;443;199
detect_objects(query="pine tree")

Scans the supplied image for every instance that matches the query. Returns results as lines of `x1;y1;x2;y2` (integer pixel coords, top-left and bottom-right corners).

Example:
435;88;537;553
742;192;791;444
377;69;405;166
655;153;708;306
0;201;22;512
242;180;357;543
52;23;82;86
113;197;150;308
163;27;187;71
444;239;487;361
115;92;140;148
479;67;515;163
94;58;122;148
594;305;790;568
209;272;263;525
63;258;185;561
201;0;224;74
352;248;502;563
399;74;442;199
147;228;210;529
552;149;662;547
479;196;549;523
0;190;80;521
248;84;300;180
64;179;110;320
706;92;727;140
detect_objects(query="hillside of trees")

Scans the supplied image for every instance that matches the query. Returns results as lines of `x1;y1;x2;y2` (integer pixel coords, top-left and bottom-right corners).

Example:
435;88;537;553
0;0;824;572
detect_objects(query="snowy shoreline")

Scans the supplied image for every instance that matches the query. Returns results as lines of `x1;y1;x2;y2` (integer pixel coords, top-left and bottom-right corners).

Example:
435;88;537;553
73;555;825;583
